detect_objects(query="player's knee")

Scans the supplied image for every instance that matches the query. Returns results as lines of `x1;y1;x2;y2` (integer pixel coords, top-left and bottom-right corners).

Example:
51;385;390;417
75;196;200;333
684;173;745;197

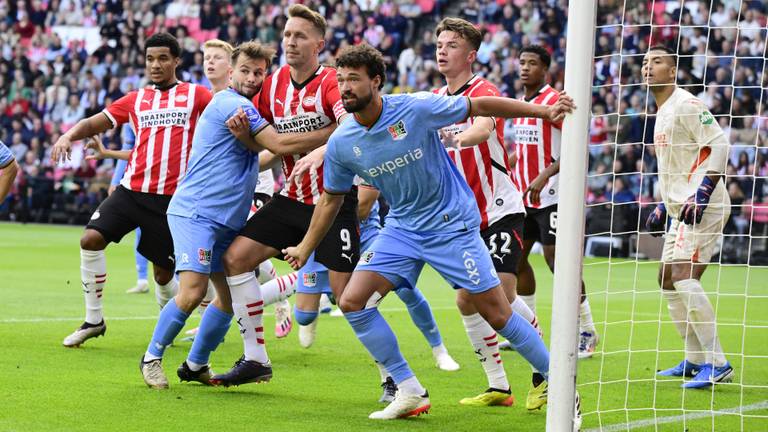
481;310;508;330
79;230;106;251
338;293;363;313
153;267;174;285
294;308;319;325
394;287;420;306
222;250;249;275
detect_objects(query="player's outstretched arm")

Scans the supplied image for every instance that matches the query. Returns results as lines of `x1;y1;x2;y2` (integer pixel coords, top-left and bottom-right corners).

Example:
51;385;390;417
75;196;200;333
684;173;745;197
226;108;336;155
441;117;495;148
0;158;19;202
51;113;113;164
283;191;345;269
84;135;132;161
469;92;575;123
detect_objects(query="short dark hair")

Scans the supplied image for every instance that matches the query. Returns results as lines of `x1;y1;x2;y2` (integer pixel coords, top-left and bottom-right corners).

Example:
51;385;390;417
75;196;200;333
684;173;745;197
335;44;386;90
435;17;482;51
648;45;677;66
145;32;180;58
232;40;277;69
520;45;551;68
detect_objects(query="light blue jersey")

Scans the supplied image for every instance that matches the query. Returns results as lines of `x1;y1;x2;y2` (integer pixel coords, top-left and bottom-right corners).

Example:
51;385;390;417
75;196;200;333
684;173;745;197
324;93;479;233
0;140;14;167
168;88;268;230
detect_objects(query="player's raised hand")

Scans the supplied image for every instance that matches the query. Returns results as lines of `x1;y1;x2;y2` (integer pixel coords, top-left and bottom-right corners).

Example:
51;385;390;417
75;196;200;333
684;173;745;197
226;108;252;143
645;203;667;237
288;146;325;185
84;135;107;160
282;245;309;270
547;91;576;123
51;135;73;164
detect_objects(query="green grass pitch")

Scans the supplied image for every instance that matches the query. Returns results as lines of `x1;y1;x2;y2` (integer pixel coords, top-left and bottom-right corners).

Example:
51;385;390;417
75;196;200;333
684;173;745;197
1;223;766;431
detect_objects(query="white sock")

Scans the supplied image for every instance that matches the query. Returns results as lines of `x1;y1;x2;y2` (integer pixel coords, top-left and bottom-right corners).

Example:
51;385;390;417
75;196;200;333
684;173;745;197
186;359;205;371
198;280;215;315
227;272;269;364
155;278;178;308
257;260;277;284
511;296;542;337
81;249;107;324
579;297;596;333
674;279;727;367
663;289;706;365
431;343;449;357
398;376;426;396
260;272;298;306
374;360;390;382
520;294;536;315
461;313;509;391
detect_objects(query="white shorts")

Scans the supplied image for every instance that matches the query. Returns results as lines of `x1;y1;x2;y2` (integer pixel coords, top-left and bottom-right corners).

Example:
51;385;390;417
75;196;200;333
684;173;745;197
662;207;730;263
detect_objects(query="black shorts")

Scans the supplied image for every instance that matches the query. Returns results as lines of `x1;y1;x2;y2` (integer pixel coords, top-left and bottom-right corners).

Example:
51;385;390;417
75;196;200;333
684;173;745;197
253;192;273;211
481;213;525;274
523;204;558;246
239;191;360;272
86;185;175;270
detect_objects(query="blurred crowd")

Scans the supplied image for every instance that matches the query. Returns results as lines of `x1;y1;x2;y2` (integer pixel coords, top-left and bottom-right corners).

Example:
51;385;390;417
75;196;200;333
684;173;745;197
0;0;765;262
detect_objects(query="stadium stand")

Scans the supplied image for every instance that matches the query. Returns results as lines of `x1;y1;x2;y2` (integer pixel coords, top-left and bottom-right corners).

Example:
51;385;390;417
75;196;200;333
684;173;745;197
0;1;764;264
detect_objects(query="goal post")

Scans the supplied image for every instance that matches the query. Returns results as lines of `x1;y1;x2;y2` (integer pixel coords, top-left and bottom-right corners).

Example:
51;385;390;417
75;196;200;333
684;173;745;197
546;0;598;431
553;1;768;431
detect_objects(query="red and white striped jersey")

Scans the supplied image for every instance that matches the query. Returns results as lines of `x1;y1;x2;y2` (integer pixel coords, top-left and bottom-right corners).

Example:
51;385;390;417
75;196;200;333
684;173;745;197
104;82;211;196
257;65;346;205
435;76;524;230
511;84;562;209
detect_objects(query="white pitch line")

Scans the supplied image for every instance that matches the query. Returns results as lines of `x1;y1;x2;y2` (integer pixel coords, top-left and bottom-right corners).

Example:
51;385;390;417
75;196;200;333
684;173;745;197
584;400;768;432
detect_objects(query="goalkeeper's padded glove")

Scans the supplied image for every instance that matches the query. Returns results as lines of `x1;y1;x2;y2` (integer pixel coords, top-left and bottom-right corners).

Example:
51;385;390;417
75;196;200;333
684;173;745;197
646;203;667;237
679;176;716;226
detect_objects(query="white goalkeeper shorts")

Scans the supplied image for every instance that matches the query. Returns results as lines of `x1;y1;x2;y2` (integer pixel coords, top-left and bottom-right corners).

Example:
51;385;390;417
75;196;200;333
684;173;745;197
662;206;730;264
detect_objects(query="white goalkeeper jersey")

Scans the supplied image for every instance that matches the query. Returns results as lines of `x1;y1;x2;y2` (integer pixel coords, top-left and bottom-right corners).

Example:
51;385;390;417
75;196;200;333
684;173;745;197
653;88;730;218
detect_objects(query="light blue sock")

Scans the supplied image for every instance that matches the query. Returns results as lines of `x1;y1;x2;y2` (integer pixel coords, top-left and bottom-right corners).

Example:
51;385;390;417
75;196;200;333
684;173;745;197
146;299;189;358
294;307;319;326
135;228;148;280
187;304;232;365
395;287;442;347
344;308;414;384
498;312;550;377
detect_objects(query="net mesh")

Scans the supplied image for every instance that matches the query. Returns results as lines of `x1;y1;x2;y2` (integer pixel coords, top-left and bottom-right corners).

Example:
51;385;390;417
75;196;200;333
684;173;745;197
578;1;767;430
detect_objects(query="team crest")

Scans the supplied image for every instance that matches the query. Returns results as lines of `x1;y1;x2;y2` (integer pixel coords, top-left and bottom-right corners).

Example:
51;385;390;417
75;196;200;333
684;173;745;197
387;120;408;141
699;111;714;125
353;146;362;157
197;248;211;265
359;251;375;265
303;271;317;287
302;96;316;108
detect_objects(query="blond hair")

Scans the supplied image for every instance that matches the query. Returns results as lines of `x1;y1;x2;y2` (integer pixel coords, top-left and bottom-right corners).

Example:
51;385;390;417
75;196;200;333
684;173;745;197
202;39;234;55
287;4;327;36
231;40;277;69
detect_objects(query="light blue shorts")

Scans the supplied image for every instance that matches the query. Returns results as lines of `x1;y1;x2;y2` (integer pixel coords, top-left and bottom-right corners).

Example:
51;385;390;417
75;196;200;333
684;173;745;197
167;214;238;274
356;225;500;294
296;252;332;295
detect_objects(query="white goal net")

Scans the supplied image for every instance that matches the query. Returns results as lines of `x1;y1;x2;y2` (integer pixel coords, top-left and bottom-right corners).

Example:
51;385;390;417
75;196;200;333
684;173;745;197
574;0;767;431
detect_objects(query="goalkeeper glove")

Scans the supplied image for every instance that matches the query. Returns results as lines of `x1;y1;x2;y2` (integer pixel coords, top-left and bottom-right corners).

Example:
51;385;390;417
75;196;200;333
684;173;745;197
645;203;667;237
679;176;716;226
